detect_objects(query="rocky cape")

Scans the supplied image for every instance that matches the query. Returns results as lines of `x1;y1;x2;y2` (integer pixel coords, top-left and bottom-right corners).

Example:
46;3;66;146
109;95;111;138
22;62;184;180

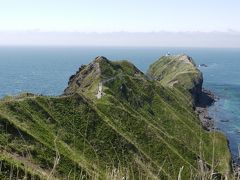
0;55;232;179
147;55;217;131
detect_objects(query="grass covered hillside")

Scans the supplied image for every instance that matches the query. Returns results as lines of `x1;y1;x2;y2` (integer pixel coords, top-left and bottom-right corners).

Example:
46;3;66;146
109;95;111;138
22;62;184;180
147;54;203;104
0;56;231;179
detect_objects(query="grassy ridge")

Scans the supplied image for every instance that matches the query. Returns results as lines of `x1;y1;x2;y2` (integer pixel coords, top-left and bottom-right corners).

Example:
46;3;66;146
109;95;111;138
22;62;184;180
147;54;203;104
0;56;231;179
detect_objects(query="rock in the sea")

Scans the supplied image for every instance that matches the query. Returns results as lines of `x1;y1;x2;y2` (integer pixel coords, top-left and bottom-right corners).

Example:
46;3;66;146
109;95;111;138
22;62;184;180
199;64;208;67
220;119;230;122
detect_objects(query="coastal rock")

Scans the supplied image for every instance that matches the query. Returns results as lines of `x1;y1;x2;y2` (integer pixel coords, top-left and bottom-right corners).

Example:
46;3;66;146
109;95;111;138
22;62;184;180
199;64;208;67
147;54;219;132
220;119;230;122
196;89;215;108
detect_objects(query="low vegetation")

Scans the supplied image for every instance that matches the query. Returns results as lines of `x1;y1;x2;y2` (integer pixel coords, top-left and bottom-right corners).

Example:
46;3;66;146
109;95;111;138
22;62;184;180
0;55;231;179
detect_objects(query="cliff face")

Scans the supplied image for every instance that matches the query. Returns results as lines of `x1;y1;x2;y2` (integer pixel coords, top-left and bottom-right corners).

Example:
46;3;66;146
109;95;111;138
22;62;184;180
0;55;231;179
147;54;203;105
63;56;103;96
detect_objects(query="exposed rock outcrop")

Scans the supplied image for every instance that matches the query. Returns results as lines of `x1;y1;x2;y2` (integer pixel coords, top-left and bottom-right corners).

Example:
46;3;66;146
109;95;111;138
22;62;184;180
63;56;107;95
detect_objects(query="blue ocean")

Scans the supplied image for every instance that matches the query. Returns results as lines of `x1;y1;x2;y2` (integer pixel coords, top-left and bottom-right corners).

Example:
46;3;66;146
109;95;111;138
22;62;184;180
0;47;240;159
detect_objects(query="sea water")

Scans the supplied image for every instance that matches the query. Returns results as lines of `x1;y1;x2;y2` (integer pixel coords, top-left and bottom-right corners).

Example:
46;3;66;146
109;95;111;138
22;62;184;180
0;46;240;159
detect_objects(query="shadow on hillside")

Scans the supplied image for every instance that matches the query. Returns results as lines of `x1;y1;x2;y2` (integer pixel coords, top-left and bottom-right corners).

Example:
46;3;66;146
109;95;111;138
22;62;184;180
196;89;216;108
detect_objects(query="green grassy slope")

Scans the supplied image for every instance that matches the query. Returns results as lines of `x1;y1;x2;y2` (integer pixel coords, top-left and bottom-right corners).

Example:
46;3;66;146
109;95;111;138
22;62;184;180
0;56;231;179
147;54;203;104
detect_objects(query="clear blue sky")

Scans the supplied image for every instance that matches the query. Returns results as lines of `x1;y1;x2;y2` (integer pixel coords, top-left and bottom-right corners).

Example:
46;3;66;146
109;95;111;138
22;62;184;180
0;0;240;32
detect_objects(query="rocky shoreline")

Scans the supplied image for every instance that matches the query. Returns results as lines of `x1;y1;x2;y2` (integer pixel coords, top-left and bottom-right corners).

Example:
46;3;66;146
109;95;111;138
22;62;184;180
196;89;240;174
195;89;217;131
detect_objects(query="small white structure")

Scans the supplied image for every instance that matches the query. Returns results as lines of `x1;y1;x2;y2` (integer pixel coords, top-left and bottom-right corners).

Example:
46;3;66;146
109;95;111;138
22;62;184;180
96;82;103;99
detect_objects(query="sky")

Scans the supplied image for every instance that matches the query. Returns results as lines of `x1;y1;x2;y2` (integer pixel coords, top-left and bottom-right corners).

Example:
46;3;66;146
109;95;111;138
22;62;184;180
1;0;240;46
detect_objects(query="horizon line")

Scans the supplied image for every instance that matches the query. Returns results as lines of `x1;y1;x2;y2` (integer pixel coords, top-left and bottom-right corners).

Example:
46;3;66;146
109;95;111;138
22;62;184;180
0;30;240;34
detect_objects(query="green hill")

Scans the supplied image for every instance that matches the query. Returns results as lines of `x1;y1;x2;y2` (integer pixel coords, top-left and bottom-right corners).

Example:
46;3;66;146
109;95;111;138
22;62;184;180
147;54;203;104
0;55;231;179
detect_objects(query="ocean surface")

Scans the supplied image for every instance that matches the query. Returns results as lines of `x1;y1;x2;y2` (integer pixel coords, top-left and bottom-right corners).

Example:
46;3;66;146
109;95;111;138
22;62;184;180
0;46;240;159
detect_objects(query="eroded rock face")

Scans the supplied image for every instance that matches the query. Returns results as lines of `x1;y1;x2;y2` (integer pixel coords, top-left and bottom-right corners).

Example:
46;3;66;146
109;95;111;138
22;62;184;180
63;56;106;95
189;75;203;105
